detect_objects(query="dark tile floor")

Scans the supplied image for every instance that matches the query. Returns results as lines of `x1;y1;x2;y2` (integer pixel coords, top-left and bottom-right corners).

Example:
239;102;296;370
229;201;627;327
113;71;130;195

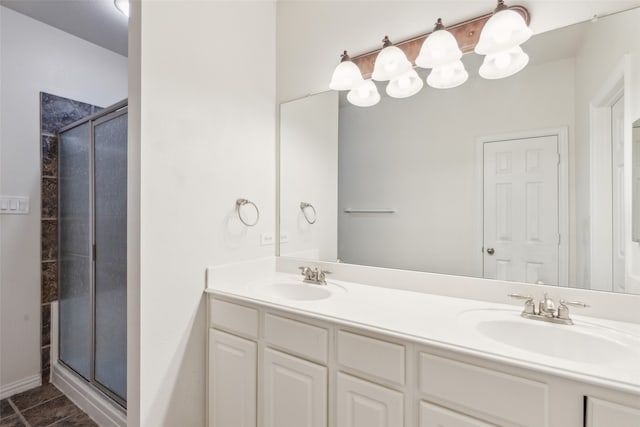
0;384;97;427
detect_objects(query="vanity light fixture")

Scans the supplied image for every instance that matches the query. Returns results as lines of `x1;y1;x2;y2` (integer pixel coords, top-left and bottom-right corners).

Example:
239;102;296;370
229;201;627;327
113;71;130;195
329;51;364;91
329;1;531;105
114;0;129;17
478;45;529;79
347;80;380;107
475;0;532;79
371;36;412;82
415;18;468;89
426;60;469;89
386;69;423;98
415;19;462;68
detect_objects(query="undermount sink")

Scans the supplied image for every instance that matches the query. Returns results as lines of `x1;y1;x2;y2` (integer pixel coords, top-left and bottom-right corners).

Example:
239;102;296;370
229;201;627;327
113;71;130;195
251;281;343;301
459;309;640;364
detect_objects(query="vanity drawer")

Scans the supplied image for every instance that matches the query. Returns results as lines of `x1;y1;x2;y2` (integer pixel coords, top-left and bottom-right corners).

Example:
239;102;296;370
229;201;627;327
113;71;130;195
337;330;405;385
419;401;495;427
264;313;328;364
586;397;640;427
210;298;259;339
418;352;548;427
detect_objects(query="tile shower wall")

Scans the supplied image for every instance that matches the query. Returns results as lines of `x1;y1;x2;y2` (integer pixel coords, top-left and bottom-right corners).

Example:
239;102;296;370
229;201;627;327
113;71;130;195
39;93;100;384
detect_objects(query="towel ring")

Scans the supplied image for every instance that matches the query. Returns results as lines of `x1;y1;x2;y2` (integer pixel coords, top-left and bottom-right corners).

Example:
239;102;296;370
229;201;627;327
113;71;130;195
236;199;259;227
300;202;317;224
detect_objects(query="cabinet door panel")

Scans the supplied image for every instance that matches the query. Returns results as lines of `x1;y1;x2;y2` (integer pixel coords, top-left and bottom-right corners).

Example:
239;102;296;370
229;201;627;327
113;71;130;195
586;397;640;427
209;329;257;427
263;348;327;427
336;372;404;427
419;401;496;427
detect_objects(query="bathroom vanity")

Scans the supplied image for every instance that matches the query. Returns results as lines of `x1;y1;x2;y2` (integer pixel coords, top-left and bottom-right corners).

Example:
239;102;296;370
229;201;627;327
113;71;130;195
205;262;640;427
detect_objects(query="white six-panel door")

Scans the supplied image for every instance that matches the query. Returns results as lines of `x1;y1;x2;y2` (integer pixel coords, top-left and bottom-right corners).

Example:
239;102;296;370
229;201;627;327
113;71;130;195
209;329;257;427
483;135;560;284
263;348;327;427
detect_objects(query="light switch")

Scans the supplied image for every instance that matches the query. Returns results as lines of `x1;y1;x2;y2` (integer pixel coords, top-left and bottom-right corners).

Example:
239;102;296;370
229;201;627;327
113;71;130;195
280;232;289;243
0;196;30;214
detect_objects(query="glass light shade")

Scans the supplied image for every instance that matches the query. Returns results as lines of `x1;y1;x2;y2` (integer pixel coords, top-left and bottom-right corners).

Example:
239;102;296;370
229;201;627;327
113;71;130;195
478;46;529;79
475;9;532;55
386;69;423;98
114;0;129;17
372;45;412;81
329;60;364;91
415;29;462;69
426;60;468;89
347;80;380;107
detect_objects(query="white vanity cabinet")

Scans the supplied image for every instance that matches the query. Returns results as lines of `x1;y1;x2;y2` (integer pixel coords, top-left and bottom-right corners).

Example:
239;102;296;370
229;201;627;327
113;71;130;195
336;372;404;427
263;348;327;427
585;397;640;427
207;294;640;427
418;401;496;427
208;329;257;427
335;330;406;427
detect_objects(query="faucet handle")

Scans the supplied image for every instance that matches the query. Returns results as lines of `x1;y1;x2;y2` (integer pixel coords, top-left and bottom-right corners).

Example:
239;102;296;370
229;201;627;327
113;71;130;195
317;269;331;284
557;299;589;321
298;266;313;279
508;293;533;301
508;293;535;314
559;299;589;308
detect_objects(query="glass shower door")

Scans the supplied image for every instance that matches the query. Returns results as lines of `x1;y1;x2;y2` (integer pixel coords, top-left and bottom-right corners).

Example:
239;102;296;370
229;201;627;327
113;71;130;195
94;112;127;402
58;122;92;380
58;101;127;407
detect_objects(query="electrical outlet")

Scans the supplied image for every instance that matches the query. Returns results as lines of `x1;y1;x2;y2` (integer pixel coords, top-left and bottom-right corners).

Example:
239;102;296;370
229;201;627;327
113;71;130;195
261;232;275;246
280;232;289;243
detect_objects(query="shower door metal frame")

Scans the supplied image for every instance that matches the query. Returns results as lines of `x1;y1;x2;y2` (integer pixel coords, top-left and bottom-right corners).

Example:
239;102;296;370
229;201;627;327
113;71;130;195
57;99;128;409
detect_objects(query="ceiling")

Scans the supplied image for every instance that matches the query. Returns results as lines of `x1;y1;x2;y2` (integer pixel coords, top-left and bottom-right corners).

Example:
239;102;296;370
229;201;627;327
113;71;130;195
0;0;128;56
2;0;640;61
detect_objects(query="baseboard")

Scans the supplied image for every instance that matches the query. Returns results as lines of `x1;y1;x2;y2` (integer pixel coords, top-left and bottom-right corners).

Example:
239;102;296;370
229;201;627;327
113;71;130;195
0;374;42;400
52;362;126;427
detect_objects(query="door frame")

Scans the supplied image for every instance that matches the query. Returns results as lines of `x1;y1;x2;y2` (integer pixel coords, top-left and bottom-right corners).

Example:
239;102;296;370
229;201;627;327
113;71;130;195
589;55;632;292
475;127;569;286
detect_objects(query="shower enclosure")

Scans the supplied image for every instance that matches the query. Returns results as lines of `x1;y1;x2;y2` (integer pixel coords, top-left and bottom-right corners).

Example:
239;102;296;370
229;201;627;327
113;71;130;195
57;100;127;407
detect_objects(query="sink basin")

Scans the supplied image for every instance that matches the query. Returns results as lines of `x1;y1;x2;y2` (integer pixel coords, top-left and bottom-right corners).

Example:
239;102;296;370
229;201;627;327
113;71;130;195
459;309;640;364
252;282;341;301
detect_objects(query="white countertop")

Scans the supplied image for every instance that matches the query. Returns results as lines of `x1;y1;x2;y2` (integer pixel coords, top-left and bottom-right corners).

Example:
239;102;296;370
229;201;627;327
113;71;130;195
205;269;640;395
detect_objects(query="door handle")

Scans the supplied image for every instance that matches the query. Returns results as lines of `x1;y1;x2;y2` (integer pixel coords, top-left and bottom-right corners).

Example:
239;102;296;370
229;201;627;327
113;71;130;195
486;247;495;255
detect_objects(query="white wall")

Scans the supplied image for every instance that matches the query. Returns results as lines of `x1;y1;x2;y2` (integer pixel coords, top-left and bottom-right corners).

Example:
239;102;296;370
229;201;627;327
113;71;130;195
338;58;575;278
134;1;275;425
280;91;338;261
574;7;640;293
0;6;127;394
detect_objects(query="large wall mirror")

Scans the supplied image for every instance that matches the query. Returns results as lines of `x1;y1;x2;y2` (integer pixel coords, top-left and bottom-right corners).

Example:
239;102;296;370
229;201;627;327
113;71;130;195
279;6;640;295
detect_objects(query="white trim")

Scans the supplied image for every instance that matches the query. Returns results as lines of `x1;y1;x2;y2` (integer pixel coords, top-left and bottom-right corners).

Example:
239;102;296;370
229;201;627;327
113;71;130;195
50;301;126;427
589;56;629;292
0;374;41;400
475;127;570;286
52;363;126;427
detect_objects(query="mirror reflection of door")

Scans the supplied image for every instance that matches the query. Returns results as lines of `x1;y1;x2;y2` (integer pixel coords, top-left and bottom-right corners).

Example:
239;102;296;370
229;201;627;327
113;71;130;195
611;95;625;292
482;134;563;285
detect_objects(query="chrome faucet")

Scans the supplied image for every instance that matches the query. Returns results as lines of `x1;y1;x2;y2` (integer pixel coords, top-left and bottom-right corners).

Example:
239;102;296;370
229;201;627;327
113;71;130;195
538;293;556;318
508;293;589;325
298;266;331;285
